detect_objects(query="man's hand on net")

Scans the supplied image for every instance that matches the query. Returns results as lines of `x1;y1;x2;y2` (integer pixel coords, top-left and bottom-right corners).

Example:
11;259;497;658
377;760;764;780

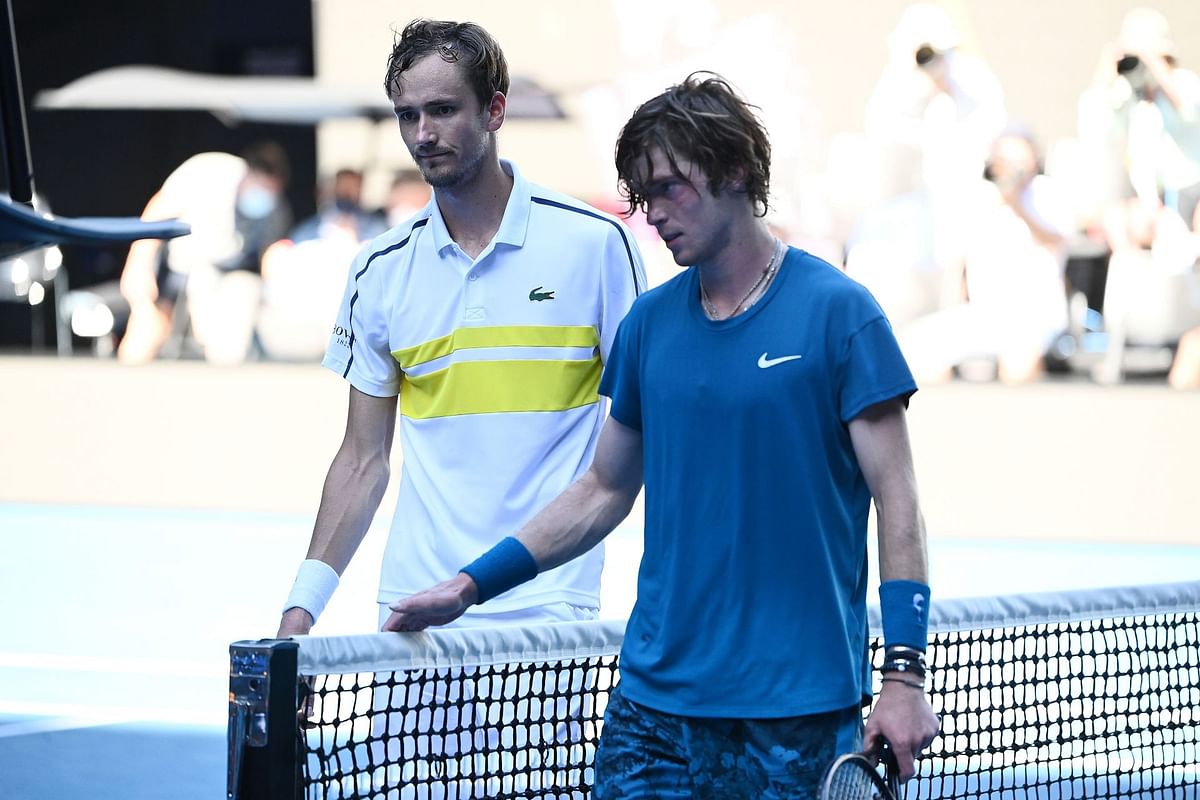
277;607;315;638
275;608;318;726
383;573;479;631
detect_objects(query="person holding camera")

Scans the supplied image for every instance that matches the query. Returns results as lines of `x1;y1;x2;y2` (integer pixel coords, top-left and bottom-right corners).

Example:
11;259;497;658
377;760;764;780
848;4;1006;335
1078;7;1200;384
898;126;1074;384
1079;7;1200;248
864;3;1006;202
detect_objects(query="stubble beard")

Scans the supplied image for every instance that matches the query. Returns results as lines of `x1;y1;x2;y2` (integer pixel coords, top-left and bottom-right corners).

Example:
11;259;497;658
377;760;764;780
418;137;490;190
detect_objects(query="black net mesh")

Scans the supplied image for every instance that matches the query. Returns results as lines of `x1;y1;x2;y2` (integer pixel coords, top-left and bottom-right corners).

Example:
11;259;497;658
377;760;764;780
900;611;1200;799
295;609;1199;799
301;655;619;799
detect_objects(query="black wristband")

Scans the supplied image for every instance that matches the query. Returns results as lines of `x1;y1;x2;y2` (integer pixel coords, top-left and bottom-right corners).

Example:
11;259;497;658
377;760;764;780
880;652;927;680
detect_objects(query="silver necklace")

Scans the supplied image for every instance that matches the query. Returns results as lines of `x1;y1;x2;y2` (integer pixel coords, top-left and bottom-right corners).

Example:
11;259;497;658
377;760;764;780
700;238;784;320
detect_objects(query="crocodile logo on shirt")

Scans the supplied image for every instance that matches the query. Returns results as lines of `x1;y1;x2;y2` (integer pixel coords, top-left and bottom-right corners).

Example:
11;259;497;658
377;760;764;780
529;286;556;302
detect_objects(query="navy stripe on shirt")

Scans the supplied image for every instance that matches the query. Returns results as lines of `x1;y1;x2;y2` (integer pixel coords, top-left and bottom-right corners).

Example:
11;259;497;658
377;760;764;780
343;218;429;379
531;196;642;295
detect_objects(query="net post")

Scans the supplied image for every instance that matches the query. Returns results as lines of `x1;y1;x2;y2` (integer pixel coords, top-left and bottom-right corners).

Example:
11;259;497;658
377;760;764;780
228;639;301;800
0;0;34;205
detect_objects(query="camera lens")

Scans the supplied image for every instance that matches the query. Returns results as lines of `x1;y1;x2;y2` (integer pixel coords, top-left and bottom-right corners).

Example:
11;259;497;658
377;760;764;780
1116;55;1141;74
915;45;937;66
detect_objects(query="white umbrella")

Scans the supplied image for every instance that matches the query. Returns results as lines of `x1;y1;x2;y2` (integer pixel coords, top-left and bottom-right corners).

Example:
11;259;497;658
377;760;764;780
34;64;566;123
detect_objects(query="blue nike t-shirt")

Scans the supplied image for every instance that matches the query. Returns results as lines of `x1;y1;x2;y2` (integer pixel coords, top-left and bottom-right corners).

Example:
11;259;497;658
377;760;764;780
599;247;917;718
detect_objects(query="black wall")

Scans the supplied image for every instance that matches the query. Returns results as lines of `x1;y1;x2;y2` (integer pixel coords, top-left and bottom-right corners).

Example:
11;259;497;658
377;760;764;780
3;0;317;347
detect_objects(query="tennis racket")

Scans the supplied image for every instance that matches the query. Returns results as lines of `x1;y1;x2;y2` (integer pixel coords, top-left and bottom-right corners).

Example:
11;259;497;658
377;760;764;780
818;739;901;800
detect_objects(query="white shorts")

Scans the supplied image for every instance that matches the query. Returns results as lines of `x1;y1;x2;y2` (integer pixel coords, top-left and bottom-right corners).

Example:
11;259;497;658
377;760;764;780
360;601;600;799
377;600;598;631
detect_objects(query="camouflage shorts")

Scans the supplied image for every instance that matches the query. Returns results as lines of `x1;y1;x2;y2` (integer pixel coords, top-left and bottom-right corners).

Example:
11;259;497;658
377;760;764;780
593;684;862;800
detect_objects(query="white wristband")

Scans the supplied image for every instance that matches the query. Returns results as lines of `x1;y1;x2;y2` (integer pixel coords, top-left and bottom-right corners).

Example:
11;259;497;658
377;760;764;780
283;559;340;622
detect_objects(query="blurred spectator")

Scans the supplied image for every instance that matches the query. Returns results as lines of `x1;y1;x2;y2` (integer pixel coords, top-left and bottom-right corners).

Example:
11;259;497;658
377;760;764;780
898;127;1073;384
117;142;291;365
847;3;1006;331
381;168;432;228
1080;7;1200;247
1078;8;1200;383
864;3;1006;202
254;169;431;362
1168;326;1200;390
290;168;387;245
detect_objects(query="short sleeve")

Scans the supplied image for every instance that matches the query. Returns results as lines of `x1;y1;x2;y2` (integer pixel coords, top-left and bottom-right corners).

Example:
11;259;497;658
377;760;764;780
598;220;647;363
321;245;401;397
838;316;918;423
598;310;642;431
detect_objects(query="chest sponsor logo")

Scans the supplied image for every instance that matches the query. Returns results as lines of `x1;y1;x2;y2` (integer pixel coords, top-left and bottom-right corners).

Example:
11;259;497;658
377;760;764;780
529;286;555;302
757;352;803;369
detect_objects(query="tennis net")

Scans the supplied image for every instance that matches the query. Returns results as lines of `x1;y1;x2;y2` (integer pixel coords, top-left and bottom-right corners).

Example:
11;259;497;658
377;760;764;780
228;580;1200;799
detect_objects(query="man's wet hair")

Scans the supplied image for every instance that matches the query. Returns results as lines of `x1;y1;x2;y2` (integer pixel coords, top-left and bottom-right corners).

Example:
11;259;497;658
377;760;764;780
384;19;509;111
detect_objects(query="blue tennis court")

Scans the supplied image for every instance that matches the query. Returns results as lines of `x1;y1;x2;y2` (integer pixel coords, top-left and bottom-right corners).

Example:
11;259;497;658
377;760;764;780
3;502;1199;799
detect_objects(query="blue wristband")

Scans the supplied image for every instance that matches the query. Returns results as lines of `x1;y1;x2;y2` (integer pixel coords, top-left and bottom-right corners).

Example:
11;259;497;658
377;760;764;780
879;579;931;650
459;537;539;604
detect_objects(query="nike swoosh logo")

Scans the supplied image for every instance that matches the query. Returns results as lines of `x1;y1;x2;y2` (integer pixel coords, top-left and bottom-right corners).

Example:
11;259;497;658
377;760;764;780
757;353;803;368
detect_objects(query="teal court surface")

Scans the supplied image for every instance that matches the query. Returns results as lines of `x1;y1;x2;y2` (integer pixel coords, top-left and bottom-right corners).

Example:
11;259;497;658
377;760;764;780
2;502;1199;799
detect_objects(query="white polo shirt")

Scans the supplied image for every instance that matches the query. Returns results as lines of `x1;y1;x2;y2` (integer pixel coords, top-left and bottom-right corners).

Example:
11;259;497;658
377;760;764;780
323;160;646;612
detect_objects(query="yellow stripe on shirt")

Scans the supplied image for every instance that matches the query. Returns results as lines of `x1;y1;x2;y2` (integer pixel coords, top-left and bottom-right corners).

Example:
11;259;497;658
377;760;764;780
393;325;599;370
399;356;602;419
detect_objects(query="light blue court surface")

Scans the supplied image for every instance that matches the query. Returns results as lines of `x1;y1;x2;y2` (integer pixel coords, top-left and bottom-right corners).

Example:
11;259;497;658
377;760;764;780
2;503;1199;799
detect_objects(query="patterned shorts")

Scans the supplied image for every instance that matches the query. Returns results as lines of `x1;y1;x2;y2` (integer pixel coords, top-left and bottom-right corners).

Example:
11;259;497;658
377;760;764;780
593;684;862;800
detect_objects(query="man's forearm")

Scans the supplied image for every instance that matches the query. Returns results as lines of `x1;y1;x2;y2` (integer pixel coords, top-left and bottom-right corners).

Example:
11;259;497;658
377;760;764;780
305;455;391;573
849;405;929;584
278;456;389;634
876;501;929;584
386;417;643;625
119;239;164;302
516;468;640;573
383;468;639;628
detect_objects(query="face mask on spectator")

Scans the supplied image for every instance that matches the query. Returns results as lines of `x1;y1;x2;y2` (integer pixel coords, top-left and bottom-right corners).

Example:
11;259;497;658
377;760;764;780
238;186;278;219
333;195;361;214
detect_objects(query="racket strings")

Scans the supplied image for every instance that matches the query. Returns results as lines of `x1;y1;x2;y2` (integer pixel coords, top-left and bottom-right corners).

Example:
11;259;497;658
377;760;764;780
821;754;894;800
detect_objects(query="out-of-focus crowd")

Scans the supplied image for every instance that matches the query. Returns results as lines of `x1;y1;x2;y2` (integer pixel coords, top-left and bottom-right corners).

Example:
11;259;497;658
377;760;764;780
835;4;1200;389
108;151;430;367
56;5;1200;389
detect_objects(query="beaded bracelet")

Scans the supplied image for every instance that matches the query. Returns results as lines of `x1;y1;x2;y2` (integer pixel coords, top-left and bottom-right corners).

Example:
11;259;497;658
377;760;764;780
880;643;928;680
880;657;927;680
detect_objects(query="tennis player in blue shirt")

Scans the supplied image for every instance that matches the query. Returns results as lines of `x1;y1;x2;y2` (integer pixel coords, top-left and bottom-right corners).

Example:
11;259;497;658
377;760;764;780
389;72;940;799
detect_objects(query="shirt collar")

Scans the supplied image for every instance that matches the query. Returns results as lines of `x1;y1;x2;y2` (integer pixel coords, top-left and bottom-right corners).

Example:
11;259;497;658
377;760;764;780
428;159;531;254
